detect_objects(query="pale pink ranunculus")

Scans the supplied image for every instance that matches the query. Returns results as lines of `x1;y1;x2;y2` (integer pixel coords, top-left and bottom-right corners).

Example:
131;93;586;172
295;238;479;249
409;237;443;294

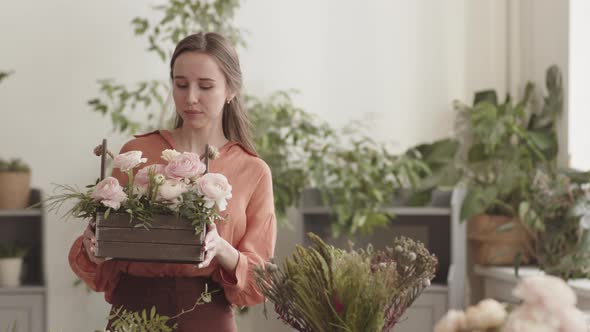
196;173;232;211
156;179;188;202
164;152;206;181
113;151;147;172
556;306;587;332
434;310;467;332
161;149;181;162
91;176;128;210
465;299;507;330
513;275;577;311
135;164;166;187
503;306;559;332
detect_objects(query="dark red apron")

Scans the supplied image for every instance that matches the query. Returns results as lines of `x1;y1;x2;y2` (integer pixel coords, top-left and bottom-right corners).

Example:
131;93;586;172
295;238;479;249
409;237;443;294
106;274;237;332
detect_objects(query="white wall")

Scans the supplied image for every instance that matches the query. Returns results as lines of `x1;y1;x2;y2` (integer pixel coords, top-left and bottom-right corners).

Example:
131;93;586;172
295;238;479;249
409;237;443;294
0;0;572;331
237;0;463;152
0;1;164;330
569;0;590;170
512;0;570;167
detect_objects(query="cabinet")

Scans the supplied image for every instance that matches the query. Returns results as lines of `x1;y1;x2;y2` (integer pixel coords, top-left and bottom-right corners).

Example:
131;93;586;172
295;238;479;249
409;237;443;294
0;189;45;332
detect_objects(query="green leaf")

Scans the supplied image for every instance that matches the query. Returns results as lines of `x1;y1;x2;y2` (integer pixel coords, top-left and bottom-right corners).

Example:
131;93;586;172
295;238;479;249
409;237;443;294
473;90;498;106
460;188;498;221
467;143;489;163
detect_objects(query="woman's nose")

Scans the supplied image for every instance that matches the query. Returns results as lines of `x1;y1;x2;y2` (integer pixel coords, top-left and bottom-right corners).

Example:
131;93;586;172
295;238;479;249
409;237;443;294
187;87;199;105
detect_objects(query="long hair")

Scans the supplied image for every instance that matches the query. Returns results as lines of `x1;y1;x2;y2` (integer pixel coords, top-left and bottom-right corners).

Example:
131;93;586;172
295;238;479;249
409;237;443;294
170;32;256;154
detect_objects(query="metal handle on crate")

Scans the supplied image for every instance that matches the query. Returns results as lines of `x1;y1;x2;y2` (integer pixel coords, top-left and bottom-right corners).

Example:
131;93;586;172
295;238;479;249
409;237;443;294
100;139;107;180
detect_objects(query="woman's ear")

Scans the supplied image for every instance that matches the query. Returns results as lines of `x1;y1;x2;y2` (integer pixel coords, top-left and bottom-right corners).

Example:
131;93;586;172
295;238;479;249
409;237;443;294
226;90;237;103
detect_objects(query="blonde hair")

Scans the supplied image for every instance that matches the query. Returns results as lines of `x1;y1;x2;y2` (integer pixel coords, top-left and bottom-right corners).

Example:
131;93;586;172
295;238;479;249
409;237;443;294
170;32;256;154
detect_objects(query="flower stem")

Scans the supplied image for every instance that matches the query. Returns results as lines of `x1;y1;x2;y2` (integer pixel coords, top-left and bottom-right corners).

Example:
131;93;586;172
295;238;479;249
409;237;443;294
127;170;134;197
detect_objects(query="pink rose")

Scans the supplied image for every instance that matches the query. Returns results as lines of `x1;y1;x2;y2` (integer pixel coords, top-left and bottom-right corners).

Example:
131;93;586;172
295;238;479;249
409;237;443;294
135;164;166;187
91;177;127;210
113;151;147;172
165;152;206;181
196;173;232;211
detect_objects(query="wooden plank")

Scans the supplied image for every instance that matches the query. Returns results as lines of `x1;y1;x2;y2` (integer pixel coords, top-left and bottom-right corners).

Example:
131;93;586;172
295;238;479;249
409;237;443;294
96;213;197;230
95;241;204;262
96;227;204;245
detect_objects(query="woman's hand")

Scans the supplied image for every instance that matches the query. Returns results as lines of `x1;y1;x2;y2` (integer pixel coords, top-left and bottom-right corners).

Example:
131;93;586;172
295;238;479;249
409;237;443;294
198;222;239;273
82;221;106;265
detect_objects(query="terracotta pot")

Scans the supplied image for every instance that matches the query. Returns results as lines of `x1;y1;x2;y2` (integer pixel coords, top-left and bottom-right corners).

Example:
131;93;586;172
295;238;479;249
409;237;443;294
0;257;23;287
468;214;533;265
0;172;31;209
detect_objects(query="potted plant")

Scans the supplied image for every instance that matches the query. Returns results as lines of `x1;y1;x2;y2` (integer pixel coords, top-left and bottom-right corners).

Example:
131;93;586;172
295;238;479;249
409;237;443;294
518;168;590;280
254;233;437;331
0;158;32;209
0;242;27;287
454;65;563;265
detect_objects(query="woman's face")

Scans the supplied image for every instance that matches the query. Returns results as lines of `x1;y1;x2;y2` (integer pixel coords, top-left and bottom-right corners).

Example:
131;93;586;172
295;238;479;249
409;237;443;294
172;52;233;129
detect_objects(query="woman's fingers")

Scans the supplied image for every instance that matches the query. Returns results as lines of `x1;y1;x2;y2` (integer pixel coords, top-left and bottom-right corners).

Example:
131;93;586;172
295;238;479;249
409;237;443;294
82;225;105;265
198;249;215;268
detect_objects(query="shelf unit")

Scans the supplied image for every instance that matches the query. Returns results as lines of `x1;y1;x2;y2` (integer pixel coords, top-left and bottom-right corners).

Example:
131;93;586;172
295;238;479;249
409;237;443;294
0;189;46;332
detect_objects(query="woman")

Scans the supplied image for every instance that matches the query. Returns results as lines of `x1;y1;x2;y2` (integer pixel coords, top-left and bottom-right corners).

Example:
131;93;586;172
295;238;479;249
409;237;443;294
68;32;277;331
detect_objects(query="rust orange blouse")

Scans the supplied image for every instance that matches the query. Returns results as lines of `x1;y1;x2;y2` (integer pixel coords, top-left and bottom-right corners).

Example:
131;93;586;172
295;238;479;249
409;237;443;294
68;130;277;307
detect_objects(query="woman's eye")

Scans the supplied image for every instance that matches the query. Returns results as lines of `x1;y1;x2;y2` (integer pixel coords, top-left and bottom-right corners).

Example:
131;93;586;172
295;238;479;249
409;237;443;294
200;86;213;90
175;84;188;89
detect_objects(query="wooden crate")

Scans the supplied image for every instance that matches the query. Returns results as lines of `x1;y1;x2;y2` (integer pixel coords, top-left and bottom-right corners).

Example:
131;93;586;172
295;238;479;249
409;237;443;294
95;213;205;263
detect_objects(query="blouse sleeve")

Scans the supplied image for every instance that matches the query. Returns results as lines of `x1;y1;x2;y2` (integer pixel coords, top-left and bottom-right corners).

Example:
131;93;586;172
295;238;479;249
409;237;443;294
212;164;277;306
67;142;133;301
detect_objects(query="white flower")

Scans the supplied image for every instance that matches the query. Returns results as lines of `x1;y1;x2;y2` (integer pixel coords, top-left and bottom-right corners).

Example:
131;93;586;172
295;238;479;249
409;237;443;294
503;306;559;332
434;310;467;332
513;276;577;312
408;252;417;261
154;174;166;185
133;185;148;198
208;145;220;160
113;151;147;172
394;245;403;253
157;180;187;202
196;173;232;211
465;299;507;330
423;278;431;287
556;306;587;332
161;149;181;162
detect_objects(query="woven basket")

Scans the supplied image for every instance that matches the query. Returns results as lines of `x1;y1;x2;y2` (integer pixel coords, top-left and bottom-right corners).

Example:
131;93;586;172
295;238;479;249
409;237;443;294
0;172;31;209
93;139;208;263
468;214;533;265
